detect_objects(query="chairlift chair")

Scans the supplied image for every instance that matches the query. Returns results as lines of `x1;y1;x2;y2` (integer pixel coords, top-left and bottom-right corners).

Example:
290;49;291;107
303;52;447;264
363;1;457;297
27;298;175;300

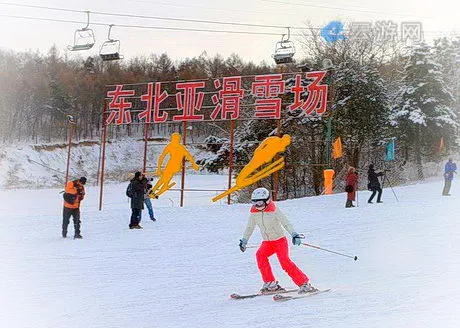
272;28;295;65
272;40;296;65
68;11;96;51
100;25;124;61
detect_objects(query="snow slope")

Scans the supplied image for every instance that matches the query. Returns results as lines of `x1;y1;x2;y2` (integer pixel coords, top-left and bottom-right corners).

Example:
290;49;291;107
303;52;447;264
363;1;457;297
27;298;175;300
1;175;459;327
0;139;211;189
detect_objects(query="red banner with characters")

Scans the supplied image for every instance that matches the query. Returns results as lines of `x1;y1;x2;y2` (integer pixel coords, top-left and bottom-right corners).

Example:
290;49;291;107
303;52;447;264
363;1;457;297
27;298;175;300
104;72;329;125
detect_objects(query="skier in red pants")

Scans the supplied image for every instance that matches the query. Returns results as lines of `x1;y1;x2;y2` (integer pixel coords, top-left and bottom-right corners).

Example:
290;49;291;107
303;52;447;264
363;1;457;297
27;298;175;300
239;187;316;294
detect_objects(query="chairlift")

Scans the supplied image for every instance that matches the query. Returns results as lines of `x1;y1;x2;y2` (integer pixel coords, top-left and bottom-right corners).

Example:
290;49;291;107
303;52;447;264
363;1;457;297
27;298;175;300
67;11;96;51
100;25;124;61
322;58;333;70
272;28;295;65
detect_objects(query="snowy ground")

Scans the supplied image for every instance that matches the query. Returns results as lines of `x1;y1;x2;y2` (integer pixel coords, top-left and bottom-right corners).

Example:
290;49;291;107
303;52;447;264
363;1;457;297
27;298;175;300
1;174;460;327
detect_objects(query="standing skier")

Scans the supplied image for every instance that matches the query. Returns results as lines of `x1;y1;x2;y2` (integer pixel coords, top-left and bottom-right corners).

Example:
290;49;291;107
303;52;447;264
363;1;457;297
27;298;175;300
142;175;157;222
442;158;457;196
62;176;86;239
238;187;316;294
367;164;384;203
345;166;358;208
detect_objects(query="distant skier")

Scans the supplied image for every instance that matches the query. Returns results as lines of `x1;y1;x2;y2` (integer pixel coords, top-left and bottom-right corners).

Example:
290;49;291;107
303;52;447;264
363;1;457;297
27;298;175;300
367;164;384;204
238;187;316;294
62;177;86;239
345;166;358;208
442;158;457;196
142;175;157;222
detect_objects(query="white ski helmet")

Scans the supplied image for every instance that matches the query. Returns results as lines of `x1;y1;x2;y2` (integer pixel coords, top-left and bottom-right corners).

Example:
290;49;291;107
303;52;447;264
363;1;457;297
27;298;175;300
251;187;270;202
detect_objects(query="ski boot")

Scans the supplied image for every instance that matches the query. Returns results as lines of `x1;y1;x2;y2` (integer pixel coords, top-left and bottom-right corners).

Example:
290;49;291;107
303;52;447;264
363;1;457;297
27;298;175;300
298;281;318;294
74;234;83;239
260;281;285;295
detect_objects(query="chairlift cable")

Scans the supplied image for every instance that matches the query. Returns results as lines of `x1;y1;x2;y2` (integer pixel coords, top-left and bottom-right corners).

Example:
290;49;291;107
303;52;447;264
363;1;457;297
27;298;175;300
0;13;301;36
0;6;456;36
0;2;455;35
0;1;318;30
258;0;434;19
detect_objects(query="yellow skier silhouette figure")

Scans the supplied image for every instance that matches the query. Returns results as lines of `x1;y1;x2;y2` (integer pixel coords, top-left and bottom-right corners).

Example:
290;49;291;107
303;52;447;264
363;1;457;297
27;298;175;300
212;134;291;202
149;133;199;198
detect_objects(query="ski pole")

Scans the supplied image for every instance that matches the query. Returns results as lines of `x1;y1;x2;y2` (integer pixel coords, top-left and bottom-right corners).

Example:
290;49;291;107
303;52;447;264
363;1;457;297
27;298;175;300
245;245;259;249
301;243;358;261
385;175;399;202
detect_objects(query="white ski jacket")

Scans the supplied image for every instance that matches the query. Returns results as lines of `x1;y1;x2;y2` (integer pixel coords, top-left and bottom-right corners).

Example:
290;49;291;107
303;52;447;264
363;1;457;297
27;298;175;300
243;201;296;241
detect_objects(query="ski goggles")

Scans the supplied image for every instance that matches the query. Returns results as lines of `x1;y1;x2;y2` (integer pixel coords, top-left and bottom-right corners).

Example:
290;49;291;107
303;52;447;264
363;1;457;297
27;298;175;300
251;200;267;207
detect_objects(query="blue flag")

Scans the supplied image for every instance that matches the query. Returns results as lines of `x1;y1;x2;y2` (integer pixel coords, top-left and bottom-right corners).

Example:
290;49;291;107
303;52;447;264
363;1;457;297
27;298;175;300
385;139;395;161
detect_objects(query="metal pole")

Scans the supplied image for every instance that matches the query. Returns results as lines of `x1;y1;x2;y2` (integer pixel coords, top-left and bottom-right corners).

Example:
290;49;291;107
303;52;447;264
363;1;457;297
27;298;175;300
143;122;150;173
227;120;235;205
65;119;75;185
325;116;332;169
356;172;359;207
96;128;103;186
180;121;187;207
99;101;108;211
273;119;281;201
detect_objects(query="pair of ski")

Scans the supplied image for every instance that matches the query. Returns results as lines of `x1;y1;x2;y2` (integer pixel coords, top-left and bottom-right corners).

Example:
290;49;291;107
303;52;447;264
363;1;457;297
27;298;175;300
230;288;330;302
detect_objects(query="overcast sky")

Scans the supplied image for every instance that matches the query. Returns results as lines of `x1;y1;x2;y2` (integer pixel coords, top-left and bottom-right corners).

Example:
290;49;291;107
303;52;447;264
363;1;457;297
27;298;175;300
0;0;459;64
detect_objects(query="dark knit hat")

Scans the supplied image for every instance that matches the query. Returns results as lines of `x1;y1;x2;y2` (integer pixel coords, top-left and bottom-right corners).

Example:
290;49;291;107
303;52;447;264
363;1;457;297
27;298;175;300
79;177;87;185
134;171;142;178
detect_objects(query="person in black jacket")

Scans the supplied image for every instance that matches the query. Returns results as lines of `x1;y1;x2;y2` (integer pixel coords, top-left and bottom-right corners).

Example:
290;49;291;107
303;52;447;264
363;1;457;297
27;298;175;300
367;164;384;204
129;171;145;229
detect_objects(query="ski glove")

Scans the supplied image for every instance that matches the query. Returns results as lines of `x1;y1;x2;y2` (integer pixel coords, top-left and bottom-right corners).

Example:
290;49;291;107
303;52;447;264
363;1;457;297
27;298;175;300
239;238;248;252
291;232;305;246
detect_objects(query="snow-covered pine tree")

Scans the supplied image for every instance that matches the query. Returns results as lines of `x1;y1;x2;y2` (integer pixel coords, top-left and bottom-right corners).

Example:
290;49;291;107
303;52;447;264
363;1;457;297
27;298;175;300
392;43;457;179
433;37;460;150
332;60;391;167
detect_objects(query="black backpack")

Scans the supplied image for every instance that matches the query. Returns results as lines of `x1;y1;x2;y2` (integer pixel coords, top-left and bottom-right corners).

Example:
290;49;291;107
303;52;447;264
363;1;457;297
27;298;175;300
63;192;76;204
126;181;134;198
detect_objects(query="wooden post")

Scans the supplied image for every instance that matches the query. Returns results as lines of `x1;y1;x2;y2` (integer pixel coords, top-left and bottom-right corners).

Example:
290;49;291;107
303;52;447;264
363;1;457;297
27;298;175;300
180;121;187;207
227;120;235;205
273;119;281;201
64;119;75;185
99;101;108;211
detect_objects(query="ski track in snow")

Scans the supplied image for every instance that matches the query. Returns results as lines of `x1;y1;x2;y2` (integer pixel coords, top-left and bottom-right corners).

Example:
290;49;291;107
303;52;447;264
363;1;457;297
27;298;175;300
1;174;460;327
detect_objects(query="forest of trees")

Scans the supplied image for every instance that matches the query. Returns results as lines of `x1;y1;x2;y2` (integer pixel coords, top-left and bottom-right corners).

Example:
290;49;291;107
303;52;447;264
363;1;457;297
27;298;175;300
0;32;459;198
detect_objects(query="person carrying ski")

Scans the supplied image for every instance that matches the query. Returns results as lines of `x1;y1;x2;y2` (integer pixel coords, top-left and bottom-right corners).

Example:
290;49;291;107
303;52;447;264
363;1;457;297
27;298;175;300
62;176;86;239
238;187;316;294
345;166;358;208
442;158;457;196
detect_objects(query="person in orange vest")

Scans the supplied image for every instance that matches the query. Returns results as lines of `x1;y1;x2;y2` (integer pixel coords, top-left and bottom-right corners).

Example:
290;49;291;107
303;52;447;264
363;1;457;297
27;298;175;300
62;177;86;239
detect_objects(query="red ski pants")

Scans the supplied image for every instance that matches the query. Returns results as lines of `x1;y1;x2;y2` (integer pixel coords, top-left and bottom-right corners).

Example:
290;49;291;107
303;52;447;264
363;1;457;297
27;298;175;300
256;236;309;286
